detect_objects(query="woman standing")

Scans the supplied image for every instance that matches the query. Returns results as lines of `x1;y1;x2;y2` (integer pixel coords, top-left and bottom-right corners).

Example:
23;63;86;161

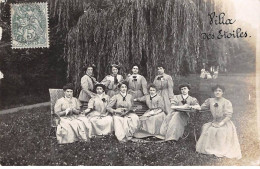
101;64;124;97
107;81;140;142
153;65;174;114
160;83;200;141
84;83;113;136
196;85;242;159
54;83;92;144
134;84;166;135
78;64;97;109
126;65;148;99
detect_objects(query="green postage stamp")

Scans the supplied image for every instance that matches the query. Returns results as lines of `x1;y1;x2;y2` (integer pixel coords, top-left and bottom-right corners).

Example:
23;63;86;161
10;3;49;49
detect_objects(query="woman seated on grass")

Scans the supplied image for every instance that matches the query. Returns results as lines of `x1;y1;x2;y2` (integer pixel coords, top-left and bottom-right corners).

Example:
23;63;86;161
196;84;242;159
107;81;140;142
54;83;92;144
160;83;201;141
84;83;113;136
134;84;166;136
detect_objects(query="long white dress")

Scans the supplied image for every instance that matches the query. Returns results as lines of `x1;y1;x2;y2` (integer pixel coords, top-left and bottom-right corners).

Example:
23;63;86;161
107;93;140;141
160;95;200;141
136;94;166;135
54;97;92;144
153;73;174;114
196;98;242;159
86;94;113;136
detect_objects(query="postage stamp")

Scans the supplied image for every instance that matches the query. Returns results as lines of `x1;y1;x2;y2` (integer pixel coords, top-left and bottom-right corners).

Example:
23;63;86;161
10;3;49;49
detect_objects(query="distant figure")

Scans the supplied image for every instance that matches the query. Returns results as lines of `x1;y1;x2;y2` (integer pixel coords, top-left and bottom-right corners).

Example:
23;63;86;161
196;85;242;159
205;71;212;79
0;70;3;85
200;69;206;79
212;69;219;79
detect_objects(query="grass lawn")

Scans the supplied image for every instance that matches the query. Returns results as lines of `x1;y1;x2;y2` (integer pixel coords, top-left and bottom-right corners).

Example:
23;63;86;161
0;74;259;165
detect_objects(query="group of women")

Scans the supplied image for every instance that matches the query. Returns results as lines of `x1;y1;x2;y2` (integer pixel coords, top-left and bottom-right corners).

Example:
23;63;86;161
54;64;242;160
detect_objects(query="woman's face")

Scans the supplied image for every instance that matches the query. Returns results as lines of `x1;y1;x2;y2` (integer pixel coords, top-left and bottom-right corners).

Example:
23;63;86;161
132;66;139;74
64;89;73;98
120;84;127;93
181;87;189;95
96;86;104;95
157;67;165;75
86;67;93;75
149;87;157;95
112;67;118;75
214;87;223;98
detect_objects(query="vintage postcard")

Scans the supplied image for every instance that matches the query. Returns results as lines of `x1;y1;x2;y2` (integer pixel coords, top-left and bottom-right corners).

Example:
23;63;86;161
0;0;259;166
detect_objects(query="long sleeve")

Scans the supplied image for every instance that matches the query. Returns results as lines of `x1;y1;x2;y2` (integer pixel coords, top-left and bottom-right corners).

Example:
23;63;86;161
87;98;95;109
201;99;210;110
81;76;89;91
54;99;62;113
141;76;148;95
170;95;179;106
100;76;110;87
118;75;124;83
222;100;233;123
136;95;146;102
107;95;117;113
75;98;81;110
167;75;174;99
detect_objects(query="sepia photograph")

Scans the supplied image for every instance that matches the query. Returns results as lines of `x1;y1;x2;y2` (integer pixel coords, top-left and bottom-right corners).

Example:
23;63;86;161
0;0;259;166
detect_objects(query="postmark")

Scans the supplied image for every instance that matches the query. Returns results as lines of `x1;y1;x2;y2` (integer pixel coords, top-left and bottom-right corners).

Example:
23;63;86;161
10;2;49;49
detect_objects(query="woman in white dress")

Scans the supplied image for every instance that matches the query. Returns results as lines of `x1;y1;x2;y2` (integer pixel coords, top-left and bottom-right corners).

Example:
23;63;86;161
84;83;113;136
153;65;174;115
54;83;92;144
134;84;166;136
160;83;200;141
196;85;242;159
107;81;140;142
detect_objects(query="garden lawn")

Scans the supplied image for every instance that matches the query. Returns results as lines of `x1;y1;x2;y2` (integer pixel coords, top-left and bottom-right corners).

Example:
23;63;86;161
0;74;259;165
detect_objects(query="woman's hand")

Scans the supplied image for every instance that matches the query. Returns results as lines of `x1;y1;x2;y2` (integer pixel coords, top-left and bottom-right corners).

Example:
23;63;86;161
114;109;122;115
212;122;221;128
218;121;225;127
84;108;91;115
182;104;190;109
65;108;72;116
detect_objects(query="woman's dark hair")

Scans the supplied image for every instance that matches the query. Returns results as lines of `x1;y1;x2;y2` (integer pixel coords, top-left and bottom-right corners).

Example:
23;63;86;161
157;64;165;69
147;83;157;91
110;63;120;70
212;84;225;92
118;81;128;89
63;83;74;91
83;64;96;72
93;83;106;93
178;83;191;91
